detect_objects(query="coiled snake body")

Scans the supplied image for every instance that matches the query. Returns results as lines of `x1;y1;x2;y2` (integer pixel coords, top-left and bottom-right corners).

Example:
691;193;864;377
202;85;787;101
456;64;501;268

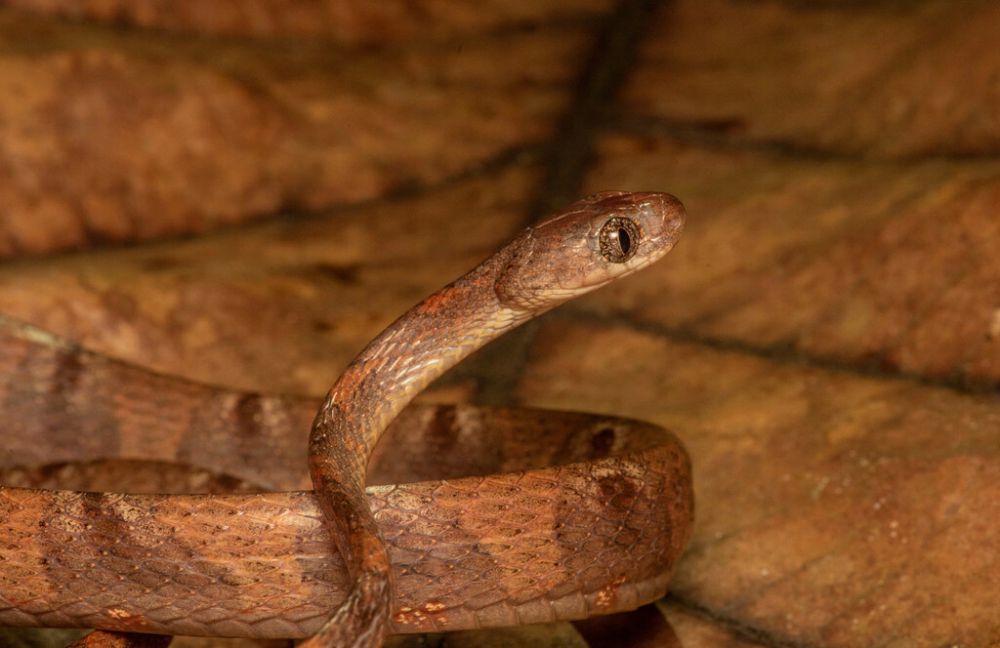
0;192;693;647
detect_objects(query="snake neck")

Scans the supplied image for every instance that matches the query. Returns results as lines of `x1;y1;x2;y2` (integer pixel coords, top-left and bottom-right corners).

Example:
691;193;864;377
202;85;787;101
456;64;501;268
305;248;531;648
310;249;525;492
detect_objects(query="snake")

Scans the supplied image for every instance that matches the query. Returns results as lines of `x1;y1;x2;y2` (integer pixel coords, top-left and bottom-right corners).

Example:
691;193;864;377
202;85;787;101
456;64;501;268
0;192;693;647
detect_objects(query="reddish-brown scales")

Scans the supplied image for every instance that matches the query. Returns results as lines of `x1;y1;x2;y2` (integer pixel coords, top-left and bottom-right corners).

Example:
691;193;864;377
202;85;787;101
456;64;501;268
68;630;171;648
0;193;693;647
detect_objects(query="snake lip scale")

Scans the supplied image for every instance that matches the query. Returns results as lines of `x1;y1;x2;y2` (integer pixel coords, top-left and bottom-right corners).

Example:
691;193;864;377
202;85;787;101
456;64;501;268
0;191;693;647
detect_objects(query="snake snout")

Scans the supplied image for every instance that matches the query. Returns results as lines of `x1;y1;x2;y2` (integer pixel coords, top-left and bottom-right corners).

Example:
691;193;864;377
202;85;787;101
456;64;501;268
637;192;686;244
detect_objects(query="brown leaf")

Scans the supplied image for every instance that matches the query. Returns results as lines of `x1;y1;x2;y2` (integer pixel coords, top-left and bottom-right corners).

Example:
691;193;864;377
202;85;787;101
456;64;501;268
2;1;998;647
658;601;767;648
581;135;1000;385
517;318;1000;647
624;0;1000;157
0;166;534;394
0;9;582;258
574;605;682;647
2;0;612;43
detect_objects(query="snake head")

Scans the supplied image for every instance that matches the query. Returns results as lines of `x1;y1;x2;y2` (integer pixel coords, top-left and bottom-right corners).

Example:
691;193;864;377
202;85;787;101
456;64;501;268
495;192;686;312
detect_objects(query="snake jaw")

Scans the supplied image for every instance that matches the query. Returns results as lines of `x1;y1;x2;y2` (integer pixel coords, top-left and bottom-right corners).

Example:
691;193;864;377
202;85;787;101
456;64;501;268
494;192;686;312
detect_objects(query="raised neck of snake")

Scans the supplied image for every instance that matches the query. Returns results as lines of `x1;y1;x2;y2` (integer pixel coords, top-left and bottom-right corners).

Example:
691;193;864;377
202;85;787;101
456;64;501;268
302;191;686;648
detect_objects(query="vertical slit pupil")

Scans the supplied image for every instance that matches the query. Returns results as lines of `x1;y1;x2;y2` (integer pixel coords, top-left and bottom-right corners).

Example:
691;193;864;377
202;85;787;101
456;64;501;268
618;228;631;255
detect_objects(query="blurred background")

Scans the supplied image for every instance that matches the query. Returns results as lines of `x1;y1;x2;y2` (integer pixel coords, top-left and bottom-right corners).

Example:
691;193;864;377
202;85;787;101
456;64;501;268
0;1;997;647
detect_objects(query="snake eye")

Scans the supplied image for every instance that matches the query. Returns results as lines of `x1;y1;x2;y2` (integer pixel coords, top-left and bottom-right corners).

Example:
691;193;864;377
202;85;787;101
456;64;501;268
599;217;640;263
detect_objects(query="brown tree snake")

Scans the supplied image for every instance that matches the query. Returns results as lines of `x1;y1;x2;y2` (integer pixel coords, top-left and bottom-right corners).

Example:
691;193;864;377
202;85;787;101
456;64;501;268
0;192;693;647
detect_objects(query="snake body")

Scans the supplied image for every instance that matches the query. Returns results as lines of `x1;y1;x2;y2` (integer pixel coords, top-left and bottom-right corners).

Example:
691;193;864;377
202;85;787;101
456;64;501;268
0;192;692;645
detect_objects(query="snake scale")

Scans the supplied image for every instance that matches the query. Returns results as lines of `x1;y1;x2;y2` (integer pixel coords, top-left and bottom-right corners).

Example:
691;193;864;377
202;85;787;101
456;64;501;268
0;192;693;647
